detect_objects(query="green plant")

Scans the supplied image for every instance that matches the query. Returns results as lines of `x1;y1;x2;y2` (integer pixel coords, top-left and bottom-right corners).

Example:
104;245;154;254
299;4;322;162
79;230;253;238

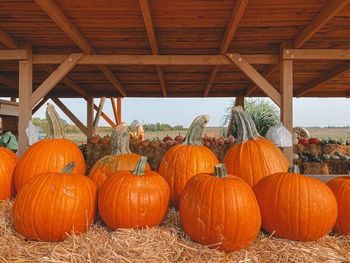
222;99;280;137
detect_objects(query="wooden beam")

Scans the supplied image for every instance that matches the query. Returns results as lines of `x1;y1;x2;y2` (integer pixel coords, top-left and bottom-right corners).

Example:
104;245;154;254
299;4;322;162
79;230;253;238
93;104;116;128
30;53;83;108
32;54;279;65
0;28;18;49
52;97;87;135
245;64;277;96
18;42;32;157
0;74;17;89
296;61;350;97
0;49;27;60
110;98;118;125
284;49;350;60
87;96;93;139
117;98;121;124
32;96;49;115
156;66;167;97
92;97;106;131
226;54;281;106
34;0;127;96
234;93;245;107
204;0;249;97
294;0;350;48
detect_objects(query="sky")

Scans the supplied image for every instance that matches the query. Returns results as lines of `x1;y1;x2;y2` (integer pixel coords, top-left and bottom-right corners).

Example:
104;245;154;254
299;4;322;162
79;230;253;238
30;97;350;128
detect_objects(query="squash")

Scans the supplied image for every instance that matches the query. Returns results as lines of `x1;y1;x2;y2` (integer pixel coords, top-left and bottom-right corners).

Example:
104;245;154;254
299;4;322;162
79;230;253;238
12;162;97;242
223;106;289;187
298;139;309;146
159;115;219;208
308;138;320;144
14;104;85;191
253;166;337;241
179;164;261;252
98;156;170;229
0;148;19;200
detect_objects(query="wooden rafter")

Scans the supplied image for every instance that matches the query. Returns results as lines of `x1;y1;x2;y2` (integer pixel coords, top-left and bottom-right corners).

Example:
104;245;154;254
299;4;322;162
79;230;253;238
296;61;350;97
0;28;18;49
93;103;116;128
34;0;127;97
138;0;167;97
30;53;84;108
0;74;17;89
52;97;87;135
110;98;118;124
284;49;350;60
117;98;121;124
32;96;49;115
93;97;106;131
0;49;27;60
226;54;281;106
204;0;249;97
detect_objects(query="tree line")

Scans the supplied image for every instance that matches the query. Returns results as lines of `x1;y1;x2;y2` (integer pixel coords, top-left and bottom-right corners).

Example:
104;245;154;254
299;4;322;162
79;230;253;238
129;120;184;132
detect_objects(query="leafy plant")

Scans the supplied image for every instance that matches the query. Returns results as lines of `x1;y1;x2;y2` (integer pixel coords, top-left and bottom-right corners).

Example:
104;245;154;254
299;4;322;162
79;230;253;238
222;99;280;137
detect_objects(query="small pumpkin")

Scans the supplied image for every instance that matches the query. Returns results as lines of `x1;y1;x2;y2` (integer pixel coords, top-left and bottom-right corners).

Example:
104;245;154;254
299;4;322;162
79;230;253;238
14;104;85;191
159;115;219;208
0;148;19;200
253;166;338;241
223;106;289;187
308;138;320;144
179;164;261;252
12;162;97;242
298;139;309;146
327;176;350;235
98;156;170;229
88;123;150;189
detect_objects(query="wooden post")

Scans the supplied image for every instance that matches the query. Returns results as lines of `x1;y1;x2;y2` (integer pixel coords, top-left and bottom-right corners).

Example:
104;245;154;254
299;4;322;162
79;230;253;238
117;97;121;124
280;43;294;164
87;96;93;139
18;42;32;157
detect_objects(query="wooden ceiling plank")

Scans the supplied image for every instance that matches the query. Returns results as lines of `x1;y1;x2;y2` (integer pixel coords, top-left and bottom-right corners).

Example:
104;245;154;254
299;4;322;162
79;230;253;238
0;28;18;49
138;0;167;97
294;0;350;48
226;54;281;106
52;97;88;135
0;74;17;89
296;61;350;97
30;53;84;108
204;0;249;97
34;0;127;96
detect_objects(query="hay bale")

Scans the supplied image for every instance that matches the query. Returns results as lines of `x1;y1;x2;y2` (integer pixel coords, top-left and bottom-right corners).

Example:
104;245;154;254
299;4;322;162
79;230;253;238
302;162;329;174
327;160;350;174
293;144;304;155
304;144;322;156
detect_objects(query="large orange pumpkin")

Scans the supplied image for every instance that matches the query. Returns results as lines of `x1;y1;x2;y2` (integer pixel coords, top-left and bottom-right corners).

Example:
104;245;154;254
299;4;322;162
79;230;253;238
327;176;350;235
88;123;150;189
159;115;219;208
0;148;19;200
12;162;97;242
253;167;337;241
180;164;261;252
98;156;169;229
14;104;85;191
223;106;289;187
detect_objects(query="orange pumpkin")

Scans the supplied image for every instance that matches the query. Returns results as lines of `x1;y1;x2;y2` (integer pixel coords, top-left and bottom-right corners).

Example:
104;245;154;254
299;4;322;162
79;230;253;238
14;104;85;191
98;156;169;229
327;176;350;235
12;162;97;242
0;148;19;200
88;123;150;189
253;166;337;241
223;106;289;187
180;164;261;252
159;115;219;208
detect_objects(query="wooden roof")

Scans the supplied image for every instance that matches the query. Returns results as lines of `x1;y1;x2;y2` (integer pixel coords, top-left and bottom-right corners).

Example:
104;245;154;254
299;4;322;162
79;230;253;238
0;0;350;98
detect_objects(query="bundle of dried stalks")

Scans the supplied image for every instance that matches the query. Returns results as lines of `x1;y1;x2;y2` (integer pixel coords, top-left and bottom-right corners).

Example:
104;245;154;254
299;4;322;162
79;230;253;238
1;200;350;262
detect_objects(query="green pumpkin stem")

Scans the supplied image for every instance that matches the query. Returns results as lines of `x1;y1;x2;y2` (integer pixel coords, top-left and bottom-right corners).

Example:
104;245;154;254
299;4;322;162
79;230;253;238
213;164;229;178
111;122;132;155
133;156;147;176
61;162;76;174
45;103;66;139
183;115;209;146
288;165;300;174
233;106;262;143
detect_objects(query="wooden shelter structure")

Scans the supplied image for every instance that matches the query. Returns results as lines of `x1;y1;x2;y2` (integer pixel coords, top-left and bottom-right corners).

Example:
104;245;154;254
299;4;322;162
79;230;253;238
0;0;350;158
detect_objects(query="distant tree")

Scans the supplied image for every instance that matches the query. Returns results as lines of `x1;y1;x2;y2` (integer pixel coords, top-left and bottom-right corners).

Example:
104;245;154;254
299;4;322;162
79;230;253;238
129;119;139;132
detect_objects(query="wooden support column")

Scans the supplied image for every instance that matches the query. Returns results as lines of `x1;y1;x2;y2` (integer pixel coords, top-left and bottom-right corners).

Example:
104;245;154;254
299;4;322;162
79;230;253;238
18;42;32;157
110;98;118;124
87;96;93;139
117;98;121;125
280;44;294;164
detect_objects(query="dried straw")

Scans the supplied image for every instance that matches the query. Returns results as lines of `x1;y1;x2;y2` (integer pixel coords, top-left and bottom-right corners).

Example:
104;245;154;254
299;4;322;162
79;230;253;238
1;200;350;263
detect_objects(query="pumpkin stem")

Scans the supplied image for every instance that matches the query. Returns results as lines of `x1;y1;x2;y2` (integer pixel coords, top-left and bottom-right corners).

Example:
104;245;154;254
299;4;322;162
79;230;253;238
183;115;209;146
288;165;300;174
133;156;147;176
213;164;229;178
111;122;132;155
45;103;66;139
233;106;262;143
61;162;76;174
